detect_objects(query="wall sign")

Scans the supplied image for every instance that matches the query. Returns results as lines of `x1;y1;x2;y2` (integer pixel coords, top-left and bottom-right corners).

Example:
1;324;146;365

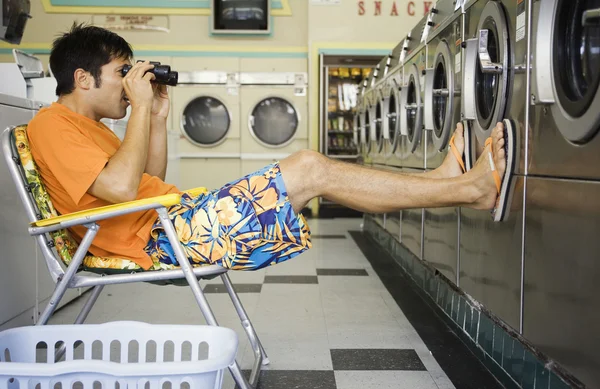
92;15;170;32
357;1;433;16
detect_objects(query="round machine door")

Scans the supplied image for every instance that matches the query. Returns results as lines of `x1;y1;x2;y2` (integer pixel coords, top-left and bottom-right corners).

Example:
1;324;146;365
365;104;373;152
358;109;366;154
534;0;600;143
353;112;359;152
424;40;456;151
181;96;231;147
462;1;510;145
375;93;386;153
387;85;401;153
248;97;299;148
401;64;424;153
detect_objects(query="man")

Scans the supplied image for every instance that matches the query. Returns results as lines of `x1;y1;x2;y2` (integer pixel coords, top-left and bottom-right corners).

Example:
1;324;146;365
27;24;508;272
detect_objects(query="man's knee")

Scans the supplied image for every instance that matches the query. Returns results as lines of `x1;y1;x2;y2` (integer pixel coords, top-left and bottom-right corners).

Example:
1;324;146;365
289;149;328;173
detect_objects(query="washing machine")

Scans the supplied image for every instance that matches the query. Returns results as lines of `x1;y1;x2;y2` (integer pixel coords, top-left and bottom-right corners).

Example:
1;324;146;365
383;66;404;243
458;0;530;331
421;3;464;285
239;71;308;176
384;65;403;170
171;58;241;192
357;78;372;166
400;17;428;171
399;17;429;261
372;56;392;168
355;84;368;166
523;1;600;386
362;84;378;167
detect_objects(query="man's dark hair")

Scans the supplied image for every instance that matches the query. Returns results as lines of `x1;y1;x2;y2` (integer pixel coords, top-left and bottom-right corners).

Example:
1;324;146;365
50;23;133;96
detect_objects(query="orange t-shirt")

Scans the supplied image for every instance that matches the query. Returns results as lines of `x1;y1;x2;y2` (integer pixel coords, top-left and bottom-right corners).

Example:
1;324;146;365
28;102;180;270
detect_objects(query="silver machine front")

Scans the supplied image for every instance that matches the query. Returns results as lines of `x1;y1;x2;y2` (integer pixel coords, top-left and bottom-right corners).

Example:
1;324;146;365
458;0;529;333
422;0;464;285
525;1;600;387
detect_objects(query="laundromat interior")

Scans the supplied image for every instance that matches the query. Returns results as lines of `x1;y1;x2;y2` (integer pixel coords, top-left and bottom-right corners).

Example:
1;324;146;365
0;0;599;388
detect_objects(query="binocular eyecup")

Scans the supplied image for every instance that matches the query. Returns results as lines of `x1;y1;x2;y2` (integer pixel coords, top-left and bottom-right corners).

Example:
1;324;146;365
121;61;178;86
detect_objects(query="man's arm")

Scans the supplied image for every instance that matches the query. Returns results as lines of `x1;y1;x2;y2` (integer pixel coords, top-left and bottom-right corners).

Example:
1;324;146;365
145;117;167;180
144;84;169;180
88;61;156;203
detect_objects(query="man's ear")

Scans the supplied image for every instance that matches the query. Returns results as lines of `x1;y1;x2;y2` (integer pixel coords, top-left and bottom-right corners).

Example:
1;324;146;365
73;68;93;90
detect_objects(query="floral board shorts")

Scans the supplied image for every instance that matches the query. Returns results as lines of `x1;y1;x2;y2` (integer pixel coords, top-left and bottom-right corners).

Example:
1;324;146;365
144;162;312;271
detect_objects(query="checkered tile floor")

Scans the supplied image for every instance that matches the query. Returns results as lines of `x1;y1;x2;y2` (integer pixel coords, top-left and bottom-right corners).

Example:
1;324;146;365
48;219;457;389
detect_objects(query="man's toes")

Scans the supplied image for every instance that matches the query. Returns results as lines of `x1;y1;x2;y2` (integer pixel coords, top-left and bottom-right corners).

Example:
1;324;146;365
496;138;505;152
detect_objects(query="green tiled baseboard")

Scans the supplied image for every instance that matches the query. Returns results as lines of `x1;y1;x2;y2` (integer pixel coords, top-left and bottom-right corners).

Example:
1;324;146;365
362;215;583;389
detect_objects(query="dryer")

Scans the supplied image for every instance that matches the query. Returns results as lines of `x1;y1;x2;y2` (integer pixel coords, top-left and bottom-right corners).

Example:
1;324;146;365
422;2;464;285
239;71;308;176
458;0;530;331
171;57;242;192
524;1;600;386
400;17;428;171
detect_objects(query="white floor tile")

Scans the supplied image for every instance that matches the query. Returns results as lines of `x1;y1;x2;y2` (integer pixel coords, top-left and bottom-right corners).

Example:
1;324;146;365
334;371;440;389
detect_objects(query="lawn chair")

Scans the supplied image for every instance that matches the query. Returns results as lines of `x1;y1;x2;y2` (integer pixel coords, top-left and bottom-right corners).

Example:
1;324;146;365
1;124;269;389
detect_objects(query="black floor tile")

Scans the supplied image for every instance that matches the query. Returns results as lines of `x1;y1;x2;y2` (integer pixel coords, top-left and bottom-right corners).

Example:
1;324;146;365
236;370;336;389
263;275;318;284
311;234;347;239
330;349;426;371
203;284;262;293
316;268;369;276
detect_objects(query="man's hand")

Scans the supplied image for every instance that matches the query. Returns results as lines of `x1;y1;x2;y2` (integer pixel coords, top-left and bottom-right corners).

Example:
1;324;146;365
122;60;155;111
151;83;170;119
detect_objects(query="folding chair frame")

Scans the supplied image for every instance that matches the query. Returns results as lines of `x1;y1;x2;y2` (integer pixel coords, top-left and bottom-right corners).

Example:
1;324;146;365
1;126;269;389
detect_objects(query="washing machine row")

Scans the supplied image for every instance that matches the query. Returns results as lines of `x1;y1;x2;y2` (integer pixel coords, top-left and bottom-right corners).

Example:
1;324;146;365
358;0;530;328
173;69;308;191
359;0;600;386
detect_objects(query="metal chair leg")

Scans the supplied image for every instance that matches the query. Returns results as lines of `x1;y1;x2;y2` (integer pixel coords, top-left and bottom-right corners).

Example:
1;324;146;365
74;285;103;324
37;225;99;326
229;360;253;389
54;285;105;361
220;273;270;366
157;209;255;389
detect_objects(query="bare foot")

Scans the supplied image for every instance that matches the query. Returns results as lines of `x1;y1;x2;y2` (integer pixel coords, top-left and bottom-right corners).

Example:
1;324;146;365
428;123;465;179
466;122;506;211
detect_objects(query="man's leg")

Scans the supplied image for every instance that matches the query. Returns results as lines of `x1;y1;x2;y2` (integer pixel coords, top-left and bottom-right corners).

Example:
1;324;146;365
279;122;505;215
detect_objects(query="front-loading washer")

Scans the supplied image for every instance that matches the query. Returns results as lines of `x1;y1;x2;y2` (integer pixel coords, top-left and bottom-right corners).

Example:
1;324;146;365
458;0;530;332
422;2;464;285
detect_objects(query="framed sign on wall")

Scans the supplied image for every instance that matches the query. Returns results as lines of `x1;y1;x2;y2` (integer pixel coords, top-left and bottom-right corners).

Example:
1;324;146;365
210;0;271;35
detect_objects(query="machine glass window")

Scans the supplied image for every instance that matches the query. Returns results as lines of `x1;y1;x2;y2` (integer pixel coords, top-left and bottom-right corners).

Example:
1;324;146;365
358;112;365;151
475;17;500;130
251;97;299;146
182;96;230;146
554;0;600;118
375;100;383;147
433;56;448;138
407;75;417;142
388;93;397;143
365;108;372;149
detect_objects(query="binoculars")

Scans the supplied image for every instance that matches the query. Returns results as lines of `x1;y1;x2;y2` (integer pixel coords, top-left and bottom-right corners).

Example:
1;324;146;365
121;61;178;86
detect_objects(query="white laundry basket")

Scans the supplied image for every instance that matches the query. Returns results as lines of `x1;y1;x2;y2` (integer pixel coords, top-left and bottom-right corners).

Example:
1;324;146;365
0;321;238;389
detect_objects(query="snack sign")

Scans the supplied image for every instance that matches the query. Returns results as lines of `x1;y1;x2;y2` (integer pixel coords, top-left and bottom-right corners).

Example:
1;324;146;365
358;1;433;16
